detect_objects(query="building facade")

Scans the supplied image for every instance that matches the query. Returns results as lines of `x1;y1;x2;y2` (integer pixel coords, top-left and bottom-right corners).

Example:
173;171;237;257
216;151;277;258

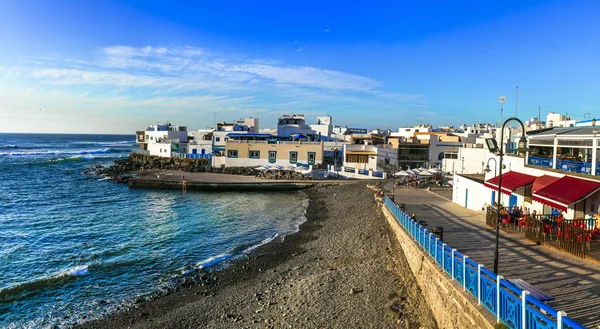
222;139;324;167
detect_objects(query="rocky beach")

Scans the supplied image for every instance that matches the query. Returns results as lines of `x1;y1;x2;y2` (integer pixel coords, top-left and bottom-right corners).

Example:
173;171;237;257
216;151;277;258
77;182;437;329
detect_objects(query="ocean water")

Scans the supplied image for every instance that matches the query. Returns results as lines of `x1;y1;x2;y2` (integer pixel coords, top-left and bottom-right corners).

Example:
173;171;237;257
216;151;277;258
0;133;308;328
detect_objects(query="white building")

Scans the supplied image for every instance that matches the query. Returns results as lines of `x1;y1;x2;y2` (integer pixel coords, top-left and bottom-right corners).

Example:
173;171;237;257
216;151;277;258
277;114;316;138
546;112;576;128
442;145;491;174
453;126;600;221
187;129;213;158
136;123;188;158
309;116;334;140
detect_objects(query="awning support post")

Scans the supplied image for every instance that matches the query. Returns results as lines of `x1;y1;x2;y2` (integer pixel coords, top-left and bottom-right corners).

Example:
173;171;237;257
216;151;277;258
592;138;597;176
552;137;558;169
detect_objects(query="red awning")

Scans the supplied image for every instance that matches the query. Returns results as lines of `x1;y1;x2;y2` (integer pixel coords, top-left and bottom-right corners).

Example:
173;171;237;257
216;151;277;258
532;176;600;212
532;175;561;194
484;171;538;195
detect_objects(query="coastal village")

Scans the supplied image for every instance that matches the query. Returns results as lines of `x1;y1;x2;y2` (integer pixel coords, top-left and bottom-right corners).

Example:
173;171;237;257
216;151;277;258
120;111;600;329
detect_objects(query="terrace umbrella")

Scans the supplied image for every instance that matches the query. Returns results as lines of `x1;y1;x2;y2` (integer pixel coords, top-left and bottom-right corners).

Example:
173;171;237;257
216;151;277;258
418;170;433;176
394;170;409;177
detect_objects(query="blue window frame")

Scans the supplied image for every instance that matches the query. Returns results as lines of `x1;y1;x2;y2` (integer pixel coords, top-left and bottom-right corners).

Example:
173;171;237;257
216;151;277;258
249;150;260;159
269;151;277;163
289;151;298;164
307;152;316;165
227;150;238;158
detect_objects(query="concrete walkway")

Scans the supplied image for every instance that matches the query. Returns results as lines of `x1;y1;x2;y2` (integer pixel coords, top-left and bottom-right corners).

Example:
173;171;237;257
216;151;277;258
391;188;600;328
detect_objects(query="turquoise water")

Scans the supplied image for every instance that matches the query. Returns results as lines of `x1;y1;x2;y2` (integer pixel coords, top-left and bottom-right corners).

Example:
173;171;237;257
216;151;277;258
0;133;308;328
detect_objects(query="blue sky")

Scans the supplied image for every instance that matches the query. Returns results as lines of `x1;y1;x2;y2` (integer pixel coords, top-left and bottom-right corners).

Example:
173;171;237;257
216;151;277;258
0;0;599;133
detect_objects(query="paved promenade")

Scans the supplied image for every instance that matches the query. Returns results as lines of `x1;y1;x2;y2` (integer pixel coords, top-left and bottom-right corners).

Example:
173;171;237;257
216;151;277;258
391;188;600;328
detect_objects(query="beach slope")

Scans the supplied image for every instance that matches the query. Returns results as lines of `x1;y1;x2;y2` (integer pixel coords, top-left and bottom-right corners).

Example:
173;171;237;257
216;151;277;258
79;182;436;328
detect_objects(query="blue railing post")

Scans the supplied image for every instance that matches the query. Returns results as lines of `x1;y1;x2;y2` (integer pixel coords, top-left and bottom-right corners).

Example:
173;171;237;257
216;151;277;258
441;243;446;271
451;249;456;280
463;256;468;291
496;275;504;323
477;264;483;305
521;290;529;329
434;238;438;261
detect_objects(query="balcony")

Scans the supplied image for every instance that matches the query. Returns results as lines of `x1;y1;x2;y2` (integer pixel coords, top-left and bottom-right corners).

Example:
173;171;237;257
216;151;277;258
528;155;600;176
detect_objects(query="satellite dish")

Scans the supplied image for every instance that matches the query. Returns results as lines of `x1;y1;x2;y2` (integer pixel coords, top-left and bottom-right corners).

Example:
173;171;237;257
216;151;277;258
499;96;506;103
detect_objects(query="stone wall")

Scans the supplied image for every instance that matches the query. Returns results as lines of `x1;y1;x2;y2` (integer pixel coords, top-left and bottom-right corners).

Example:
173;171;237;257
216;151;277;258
381;205;494;329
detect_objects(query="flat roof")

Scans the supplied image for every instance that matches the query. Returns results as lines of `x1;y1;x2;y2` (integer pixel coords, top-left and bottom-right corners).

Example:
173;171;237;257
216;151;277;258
226;133;273;138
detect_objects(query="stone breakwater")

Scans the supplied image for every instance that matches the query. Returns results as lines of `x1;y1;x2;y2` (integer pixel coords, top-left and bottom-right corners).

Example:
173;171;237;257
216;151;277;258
83;153;271;183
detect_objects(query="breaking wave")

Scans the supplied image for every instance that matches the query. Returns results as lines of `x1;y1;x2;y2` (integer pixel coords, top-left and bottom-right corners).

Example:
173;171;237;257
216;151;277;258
0;265;89;302
0;148;123;157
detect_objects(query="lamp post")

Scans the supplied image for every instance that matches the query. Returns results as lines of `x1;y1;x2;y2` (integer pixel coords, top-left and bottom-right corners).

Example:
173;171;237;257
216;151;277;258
492;117;528;274
483;158;498;177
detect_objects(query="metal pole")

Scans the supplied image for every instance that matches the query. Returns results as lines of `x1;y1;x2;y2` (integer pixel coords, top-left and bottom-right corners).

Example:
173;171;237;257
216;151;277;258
494;117;526;274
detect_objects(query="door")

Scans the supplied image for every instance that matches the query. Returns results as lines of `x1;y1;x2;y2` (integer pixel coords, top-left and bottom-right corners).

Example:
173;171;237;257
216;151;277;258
509;195;517;208
201;149;206;155
491;191;496;206
465;189;468;208
192;149;197;154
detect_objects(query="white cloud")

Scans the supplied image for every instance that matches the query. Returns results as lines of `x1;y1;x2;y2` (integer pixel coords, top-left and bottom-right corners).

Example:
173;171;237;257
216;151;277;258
229;64;381;91
324;29;330;32
0;44;427;132
296;48;304;52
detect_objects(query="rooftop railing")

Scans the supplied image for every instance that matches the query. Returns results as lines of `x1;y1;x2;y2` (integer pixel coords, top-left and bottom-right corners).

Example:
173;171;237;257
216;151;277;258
528;155;600;176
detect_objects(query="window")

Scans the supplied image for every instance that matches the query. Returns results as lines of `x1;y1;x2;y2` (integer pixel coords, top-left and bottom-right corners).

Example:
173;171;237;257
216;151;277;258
215;137;221;142
269;151;277;163
308;152;316;164
289;151;298;164
159;148;162;153
227;150;238;158
249;150;260;159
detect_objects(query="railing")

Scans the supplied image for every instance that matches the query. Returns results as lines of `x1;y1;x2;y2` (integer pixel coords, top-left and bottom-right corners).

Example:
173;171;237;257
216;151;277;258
172;152;187;158
372;171;384;178
384;196;585;329
358;169;369;175
528;155;600;176
523;216;596;259
345;167;356;173
187;153;212;159
486;206;498;229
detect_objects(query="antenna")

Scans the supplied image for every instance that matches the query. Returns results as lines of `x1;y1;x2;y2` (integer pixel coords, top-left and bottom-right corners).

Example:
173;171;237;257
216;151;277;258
499;96;506;124
538;105;541;122
515;86;519;117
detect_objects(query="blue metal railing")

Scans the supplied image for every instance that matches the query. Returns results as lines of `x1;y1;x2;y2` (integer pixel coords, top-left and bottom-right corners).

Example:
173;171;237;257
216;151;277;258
372;171;384;178
528;155;600;176
187;153;212;159
358;169;369;175
383;196;585;329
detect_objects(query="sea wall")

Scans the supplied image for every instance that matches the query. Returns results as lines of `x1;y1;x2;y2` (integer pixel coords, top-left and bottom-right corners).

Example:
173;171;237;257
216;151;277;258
380;205;494;329
128;179;317;191
129;153;210;172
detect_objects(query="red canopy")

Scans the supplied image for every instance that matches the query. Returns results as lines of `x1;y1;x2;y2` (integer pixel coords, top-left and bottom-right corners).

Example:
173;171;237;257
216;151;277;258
533;176;600;212
484;171;538;195
532;175;561;194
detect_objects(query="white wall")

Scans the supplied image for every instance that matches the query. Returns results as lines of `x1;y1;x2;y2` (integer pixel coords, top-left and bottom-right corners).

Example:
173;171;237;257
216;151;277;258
452;175;491;212
148;142;172;158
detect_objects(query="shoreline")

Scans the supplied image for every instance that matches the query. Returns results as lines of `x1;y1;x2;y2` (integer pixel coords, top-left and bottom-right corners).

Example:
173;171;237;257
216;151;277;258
77;182;436;329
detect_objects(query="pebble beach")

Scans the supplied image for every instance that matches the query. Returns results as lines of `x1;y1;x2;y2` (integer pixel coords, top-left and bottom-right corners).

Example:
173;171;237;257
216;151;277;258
78;182;437;329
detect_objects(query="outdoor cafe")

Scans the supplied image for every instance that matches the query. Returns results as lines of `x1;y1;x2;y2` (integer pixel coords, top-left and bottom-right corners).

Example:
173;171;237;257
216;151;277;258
485;171;600;259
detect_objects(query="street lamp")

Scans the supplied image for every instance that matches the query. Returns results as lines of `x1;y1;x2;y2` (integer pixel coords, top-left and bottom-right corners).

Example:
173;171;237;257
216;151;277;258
483;158;498;177
488;117;528;274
